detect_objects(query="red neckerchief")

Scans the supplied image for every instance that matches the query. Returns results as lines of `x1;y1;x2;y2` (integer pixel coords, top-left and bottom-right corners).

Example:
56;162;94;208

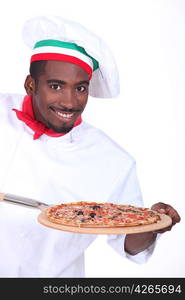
12;95;82;140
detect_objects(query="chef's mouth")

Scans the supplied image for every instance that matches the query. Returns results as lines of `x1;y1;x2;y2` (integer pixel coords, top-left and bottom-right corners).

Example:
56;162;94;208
49;106;79;121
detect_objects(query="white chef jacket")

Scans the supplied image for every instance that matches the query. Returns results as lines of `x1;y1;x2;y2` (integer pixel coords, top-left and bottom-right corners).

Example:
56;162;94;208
0;93;156;277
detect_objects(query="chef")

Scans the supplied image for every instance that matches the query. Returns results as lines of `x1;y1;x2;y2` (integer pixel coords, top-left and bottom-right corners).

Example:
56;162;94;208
0;16;180;277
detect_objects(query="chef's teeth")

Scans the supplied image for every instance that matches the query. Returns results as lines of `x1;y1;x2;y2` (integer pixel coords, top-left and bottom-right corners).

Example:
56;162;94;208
56;111;73;118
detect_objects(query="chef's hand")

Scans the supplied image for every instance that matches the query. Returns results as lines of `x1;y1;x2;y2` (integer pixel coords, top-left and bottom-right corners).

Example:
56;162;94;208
151;202;181;233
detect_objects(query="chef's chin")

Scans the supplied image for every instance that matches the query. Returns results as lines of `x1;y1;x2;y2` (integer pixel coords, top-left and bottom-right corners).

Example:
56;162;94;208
47;122;73;133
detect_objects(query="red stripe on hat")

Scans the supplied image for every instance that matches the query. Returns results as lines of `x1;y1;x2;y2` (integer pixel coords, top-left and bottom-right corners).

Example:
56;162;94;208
31;53;92;78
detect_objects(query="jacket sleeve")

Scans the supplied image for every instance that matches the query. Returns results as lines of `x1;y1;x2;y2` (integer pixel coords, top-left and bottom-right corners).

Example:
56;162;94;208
106;162;158;264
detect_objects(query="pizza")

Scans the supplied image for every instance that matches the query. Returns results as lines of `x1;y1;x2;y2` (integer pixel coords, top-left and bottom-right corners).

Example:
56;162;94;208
46;202;161;228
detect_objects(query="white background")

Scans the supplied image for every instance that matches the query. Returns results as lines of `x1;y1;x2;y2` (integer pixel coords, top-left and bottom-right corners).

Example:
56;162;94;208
0;0;184;277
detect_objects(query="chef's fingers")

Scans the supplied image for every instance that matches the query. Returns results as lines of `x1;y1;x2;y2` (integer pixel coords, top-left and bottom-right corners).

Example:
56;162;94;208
164;206;181;224
151;202;167;211
151;202;181;225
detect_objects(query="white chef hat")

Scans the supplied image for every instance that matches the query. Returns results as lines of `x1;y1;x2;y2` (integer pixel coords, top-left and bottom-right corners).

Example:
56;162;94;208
22;16;120;98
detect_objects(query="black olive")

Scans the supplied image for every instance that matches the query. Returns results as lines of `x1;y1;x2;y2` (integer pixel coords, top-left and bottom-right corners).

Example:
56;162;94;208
89;212;96;218
92;205;101;210
76;210;84;215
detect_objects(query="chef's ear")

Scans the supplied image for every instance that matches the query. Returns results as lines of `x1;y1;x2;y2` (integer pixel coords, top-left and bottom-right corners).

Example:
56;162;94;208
24;75;36;95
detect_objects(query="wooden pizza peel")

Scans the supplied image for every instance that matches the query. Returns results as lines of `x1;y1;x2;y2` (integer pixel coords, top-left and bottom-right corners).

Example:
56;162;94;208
0;192;172;234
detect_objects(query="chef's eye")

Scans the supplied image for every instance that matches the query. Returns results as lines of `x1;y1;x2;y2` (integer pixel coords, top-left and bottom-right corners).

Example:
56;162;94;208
76;86;86;92
50;84;61;90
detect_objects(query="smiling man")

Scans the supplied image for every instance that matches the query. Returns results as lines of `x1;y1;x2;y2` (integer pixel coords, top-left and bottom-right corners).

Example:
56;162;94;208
0;16;180;277
26;60;90;134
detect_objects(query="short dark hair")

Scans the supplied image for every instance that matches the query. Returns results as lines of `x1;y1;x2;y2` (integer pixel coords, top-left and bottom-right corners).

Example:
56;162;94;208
29;60;47;81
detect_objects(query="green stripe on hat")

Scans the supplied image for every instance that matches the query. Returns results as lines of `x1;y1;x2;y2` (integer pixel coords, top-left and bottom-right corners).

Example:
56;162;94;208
34;39;99;71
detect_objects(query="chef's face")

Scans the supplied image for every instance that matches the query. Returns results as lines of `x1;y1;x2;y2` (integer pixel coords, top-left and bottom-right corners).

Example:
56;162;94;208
24;60;90;133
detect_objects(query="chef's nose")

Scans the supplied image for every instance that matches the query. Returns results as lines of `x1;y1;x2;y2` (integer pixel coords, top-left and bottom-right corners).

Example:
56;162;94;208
59;88;77;109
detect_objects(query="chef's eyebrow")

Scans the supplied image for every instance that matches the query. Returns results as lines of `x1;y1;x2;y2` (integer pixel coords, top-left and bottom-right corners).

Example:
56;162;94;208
47;79;90;85
47;79;65;84
77;80;89;85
